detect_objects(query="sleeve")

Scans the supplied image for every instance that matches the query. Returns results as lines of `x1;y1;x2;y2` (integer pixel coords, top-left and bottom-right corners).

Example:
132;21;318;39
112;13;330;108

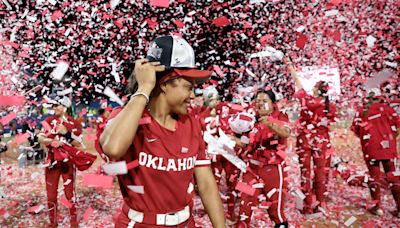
72;119;83;137
194;117;211;167
195;136;211;167
384;104;400;129
94;107;123;162
292;88;308;100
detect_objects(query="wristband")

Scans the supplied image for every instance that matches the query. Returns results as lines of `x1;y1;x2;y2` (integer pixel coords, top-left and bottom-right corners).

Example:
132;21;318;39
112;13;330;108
130;92;150;104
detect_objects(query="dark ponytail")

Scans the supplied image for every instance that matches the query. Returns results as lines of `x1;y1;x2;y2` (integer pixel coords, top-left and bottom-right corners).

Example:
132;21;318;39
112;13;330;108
317;81;330;113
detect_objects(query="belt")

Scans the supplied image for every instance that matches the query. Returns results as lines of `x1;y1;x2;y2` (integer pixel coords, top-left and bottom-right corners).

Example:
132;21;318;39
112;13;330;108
249;159;262;166
127;205;190;226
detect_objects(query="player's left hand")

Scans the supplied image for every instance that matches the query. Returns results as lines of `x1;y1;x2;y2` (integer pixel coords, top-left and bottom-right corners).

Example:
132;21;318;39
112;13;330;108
260;116;273;128
56;124;68;135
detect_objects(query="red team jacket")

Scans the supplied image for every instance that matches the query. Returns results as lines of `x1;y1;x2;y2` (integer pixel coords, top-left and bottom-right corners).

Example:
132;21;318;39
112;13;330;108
43;115;96;171
293;89;336;149
246;106;289;166
95;108;211;213
351;102;399;161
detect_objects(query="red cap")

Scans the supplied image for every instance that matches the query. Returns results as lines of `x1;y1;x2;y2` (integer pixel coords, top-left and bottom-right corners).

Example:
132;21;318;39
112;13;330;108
159;68;212;84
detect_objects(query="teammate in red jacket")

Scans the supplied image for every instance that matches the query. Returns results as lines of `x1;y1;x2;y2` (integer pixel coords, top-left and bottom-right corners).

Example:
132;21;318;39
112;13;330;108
351;89;400;217
287;59;337;214
38;96;96;227
236;89;290;228
97;35;225;228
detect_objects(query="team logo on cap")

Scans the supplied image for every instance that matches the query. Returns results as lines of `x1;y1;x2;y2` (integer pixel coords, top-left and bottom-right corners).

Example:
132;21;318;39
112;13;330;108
147;42;163;60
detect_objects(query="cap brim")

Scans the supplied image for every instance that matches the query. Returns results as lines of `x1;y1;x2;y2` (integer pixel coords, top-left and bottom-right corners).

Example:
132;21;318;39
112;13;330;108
174;68;212;83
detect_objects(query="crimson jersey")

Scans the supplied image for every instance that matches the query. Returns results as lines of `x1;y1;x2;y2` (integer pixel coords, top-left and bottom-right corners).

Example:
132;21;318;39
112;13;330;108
351;102;399;161
293;89;336;142
43;115;82;161
95;108;211;213
247;107;289;165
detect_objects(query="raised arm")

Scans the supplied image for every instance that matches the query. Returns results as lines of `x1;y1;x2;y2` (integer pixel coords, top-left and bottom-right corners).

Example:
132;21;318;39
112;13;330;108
260;116;291;138
284;57;303;91
99;59;164;160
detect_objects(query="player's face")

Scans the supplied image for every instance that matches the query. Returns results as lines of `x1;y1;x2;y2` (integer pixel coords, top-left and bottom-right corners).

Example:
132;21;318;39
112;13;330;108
164;77;195;115
255;93;273;116
53;104;66;117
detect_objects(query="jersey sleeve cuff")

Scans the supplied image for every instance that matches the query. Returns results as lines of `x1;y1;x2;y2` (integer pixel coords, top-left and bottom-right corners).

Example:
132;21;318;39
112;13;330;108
195;159;211;167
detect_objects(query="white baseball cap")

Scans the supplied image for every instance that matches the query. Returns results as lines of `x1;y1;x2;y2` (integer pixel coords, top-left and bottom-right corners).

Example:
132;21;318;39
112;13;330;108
57;96;72;108
146;35;212;82
228;112;256;134
367;87;381;97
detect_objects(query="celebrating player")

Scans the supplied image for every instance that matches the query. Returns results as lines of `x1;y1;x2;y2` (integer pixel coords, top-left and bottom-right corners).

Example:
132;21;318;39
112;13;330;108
38;96;96;227
351;88;400;217
286;58;337;214
97;35;225;227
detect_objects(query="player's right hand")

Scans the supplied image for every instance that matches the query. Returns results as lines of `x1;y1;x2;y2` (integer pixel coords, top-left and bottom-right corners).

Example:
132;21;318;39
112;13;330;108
50;140;63;148
134;59;165;93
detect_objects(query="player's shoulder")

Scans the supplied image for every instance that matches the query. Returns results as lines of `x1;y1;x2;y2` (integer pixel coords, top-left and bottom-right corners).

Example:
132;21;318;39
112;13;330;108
181;113;203;133
67;115;79;123
44;115;57;123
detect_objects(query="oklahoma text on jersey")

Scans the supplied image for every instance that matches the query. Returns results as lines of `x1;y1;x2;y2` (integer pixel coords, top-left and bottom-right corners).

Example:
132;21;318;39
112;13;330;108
138;151;197;172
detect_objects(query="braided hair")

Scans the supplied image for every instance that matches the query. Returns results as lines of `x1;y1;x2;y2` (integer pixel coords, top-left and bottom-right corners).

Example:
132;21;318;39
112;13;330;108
316;81;330;113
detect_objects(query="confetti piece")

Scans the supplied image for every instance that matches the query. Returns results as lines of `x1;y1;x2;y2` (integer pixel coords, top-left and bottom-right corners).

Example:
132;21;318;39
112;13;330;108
212;16;230;27
213;65;224;77
102;161;128;175
0;96;25;106
150;0;170;8
50;61;69;81
126;160;139;170
14;133;30;145
51;10;63;21
110;0;121;9
295;189;306;200
0;112;17;125
235;182;256;196
83;207;94;222
344;216;357;227
366;35;376;48
57;87;73;96
103;86;124;106
325;9;339;17
127;185;144;194
60;197;73;208
27;205;45;214
296;34;307;50
266;188;277;198
82;174;113;188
